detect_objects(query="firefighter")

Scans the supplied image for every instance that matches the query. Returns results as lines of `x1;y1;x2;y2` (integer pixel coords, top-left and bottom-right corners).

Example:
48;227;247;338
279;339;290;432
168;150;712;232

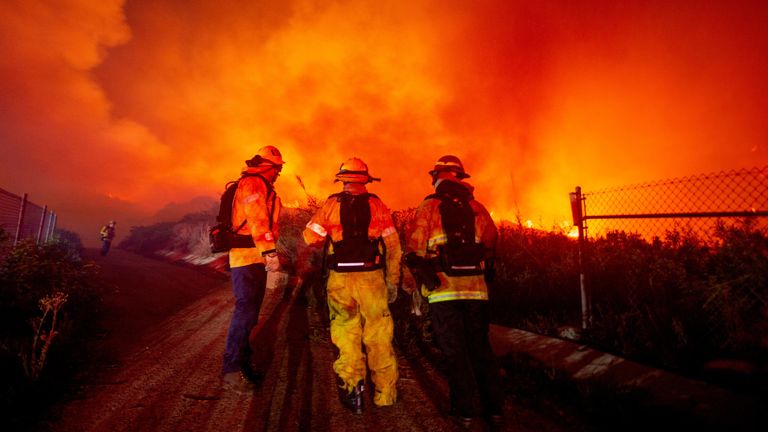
404;155;504;428
222;145;284;393
302;157;401;413
99;220;117;256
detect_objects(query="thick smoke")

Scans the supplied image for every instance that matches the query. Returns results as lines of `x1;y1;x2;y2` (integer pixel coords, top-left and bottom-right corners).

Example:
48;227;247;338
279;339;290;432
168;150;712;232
1;0;766;244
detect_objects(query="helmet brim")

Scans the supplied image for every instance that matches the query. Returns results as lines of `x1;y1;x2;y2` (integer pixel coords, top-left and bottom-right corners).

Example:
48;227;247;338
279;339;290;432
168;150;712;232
429;169;470;179
334;172;381;183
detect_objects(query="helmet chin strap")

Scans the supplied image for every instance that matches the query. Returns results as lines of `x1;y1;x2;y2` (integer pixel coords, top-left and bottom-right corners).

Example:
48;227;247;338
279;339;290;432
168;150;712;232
265;165;281;182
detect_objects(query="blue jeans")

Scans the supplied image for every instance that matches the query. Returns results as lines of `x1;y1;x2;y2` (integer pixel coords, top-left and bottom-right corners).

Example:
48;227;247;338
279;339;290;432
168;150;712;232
222;263;267;374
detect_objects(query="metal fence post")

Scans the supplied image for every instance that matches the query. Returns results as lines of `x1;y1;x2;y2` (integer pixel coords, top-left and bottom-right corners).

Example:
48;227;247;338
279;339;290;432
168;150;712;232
37;205;48;244
570;186;592;330
14;193;28;246
46;212;57;241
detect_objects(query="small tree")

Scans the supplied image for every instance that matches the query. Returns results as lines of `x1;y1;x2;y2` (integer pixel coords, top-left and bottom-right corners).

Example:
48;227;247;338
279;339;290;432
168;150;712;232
21;292;68;381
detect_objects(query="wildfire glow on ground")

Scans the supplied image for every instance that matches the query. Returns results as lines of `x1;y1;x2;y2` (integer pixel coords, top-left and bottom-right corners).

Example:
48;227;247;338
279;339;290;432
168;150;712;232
1;1;767;244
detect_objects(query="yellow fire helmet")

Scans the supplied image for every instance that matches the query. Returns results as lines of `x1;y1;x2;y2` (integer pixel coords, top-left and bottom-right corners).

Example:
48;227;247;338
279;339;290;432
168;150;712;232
335;157;381;183
246;145;285;167
428;154;470;179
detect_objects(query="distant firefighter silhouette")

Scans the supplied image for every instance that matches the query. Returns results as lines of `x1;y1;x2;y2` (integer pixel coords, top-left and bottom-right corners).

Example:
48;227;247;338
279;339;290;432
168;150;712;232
99;220;117;256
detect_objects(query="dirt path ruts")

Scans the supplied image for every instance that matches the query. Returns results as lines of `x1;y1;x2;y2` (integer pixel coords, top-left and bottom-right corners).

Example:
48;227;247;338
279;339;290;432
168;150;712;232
44;249;580;432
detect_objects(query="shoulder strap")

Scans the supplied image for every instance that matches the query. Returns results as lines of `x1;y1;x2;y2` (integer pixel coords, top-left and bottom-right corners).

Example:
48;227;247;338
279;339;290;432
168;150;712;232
329;191;378;201
427;188;476;247
240;172;274;194
339;193;371;240
233;173;277;231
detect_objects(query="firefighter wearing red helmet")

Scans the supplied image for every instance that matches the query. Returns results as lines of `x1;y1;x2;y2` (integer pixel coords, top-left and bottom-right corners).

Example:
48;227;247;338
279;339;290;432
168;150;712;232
303;157;401;414
221;145;284;393
404;155;504;428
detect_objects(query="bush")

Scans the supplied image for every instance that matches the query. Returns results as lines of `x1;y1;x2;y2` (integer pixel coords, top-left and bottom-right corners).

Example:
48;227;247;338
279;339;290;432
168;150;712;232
52;229;84;256
118;222;177;255
0;233;102;427
580;219;768;373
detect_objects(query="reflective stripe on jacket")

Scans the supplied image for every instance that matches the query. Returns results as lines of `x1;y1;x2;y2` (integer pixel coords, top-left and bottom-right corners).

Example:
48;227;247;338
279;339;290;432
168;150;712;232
229;168;281;269
303;193;402;286
406;180;497;303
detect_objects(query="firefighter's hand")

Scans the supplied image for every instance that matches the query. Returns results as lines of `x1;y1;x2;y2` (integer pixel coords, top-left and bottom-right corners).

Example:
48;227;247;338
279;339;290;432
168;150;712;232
386;281;398;304
264;252;280;272
410;291;423;316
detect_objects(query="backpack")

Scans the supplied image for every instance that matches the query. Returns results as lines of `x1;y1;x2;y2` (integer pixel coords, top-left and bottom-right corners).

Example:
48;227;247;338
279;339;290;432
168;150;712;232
209;174;274;253
99;225;113;241
426;181;485;276
325;192;384;272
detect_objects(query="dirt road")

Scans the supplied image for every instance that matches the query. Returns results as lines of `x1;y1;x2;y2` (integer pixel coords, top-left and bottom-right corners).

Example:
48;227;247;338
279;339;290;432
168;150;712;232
43;249;585;432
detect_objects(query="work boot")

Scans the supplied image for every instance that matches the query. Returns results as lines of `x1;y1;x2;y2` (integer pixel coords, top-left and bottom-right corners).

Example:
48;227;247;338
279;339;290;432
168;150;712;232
450;415;474;430
222;371;255;394
488;414;504;430
447;406;474;430
241;363;264;384
339;380;364;414
373;387;397;407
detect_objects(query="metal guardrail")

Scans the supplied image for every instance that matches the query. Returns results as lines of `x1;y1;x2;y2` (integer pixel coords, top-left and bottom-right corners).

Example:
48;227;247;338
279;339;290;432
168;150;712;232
0;187;57;245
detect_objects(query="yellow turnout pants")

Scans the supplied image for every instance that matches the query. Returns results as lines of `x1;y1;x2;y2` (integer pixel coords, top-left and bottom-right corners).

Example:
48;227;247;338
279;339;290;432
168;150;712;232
327;270;398;406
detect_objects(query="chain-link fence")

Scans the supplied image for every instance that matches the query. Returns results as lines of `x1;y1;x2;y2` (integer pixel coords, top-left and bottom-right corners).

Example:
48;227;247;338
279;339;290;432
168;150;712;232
576;166;767;242
565;167;767;372
0;187;57;245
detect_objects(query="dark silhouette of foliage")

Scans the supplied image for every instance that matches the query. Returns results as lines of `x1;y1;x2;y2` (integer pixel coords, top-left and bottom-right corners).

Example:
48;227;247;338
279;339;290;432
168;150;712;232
0;233;102;429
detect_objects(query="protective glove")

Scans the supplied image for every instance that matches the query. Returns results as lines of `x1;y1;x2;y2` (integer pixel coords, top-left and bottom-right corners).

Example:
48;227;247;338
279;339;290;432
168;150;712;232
404;253;440;293
484;258;496;285
410;291;423;316
386;281;398;304
264;252;280;272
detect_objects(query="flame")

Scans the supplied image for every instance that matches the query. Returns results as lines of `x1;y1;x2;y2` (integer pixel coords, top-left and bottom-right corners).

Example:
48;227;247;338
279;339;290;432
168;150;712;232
1;1;767;240
525;219;535;229
560;221;579;239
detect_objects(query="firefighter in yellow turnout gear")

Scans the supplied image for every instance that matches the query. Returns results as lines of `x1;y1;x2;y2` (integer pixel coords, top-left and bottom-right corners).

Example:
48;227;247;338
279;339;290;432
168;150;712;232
303;158;401;413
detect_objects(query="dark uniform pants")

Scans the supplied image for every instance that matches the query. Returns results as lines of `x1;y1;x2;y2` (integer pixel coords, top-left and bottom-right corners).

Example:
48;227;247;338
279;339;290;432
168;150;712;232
100;239;112;256
429;299;504;417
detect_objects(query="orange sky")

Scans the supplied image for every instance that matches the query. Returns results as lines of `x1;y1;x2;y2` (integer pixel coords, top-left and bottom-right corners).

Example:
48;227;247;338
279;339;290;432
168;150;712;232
1;0;767;245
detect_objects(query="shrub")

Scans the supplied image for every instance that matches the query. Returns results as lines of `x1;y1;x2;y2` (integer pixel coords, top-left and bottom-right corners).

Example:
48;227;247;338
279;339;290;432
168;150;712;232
52;229;84;256
579;219;768;372
0;233;102;426
118;222;176;255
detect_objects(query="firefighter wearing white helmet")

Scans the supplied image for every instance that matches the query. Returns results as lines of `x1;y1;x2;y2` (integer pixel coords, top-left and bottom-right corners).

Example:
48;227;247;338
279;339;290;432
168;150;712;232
404;154;504;427
222;145;284;393
303;157;401;413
